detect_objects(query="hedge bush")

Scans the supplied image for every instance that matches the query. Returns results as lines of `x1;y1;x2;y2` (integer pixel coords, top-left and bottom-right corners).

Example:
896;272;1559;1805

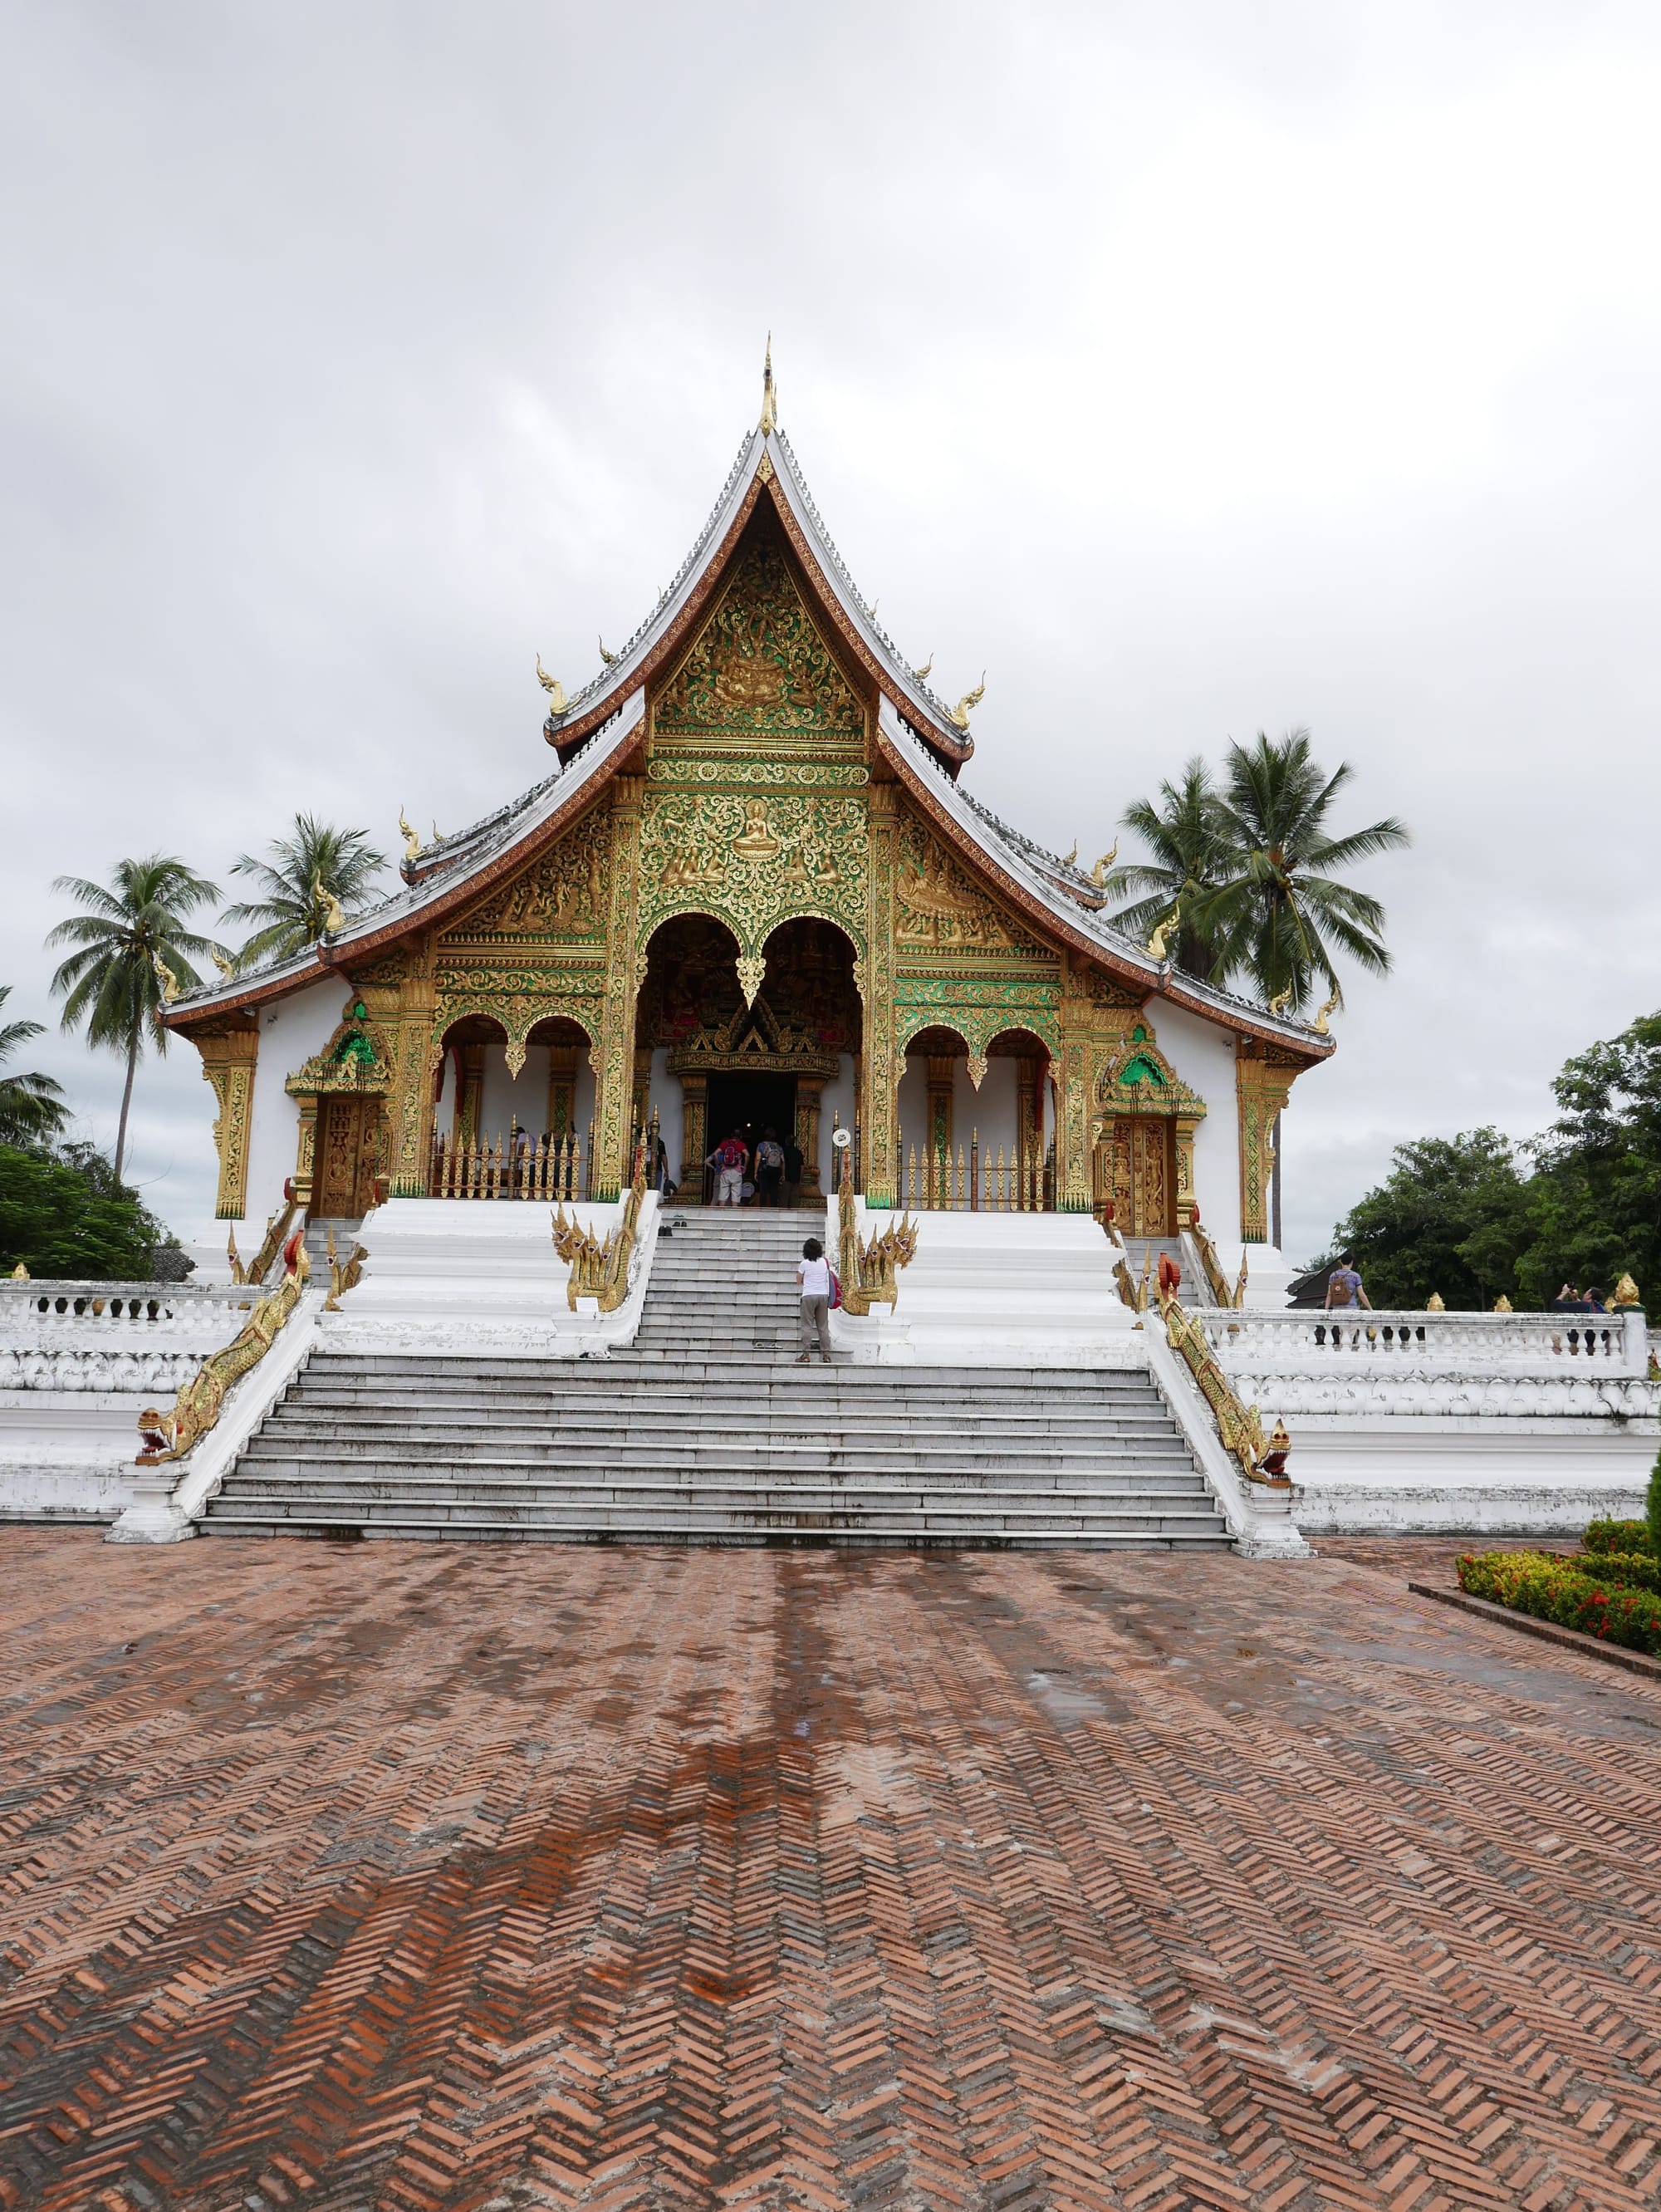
1456;1552;1661;1655
1583;1518;1653;1557
1554;1548;1661;1596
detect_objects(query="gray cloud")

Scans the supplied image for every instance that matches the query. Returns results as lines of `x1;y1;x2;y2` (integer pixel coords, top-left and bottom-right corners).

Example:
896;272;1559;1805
4;0;1659;1262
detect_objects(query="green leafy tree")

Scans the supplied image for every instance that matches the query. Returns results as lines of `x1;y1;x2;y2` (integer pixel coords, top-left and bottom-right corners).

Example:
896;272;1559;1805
1100;758;1237;981
0;1141;174;1278
222;813;388;969
47;856;221;1180
1514;1011;1661;1304
1206;730;1411;1013
1332;1129;1535;1309
0;987;69;1148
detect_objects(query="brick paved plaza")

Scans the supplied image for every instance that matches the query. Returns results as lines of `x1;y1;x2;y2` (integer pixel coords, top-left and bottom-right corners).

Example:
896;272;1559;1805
2;1533;1659;2212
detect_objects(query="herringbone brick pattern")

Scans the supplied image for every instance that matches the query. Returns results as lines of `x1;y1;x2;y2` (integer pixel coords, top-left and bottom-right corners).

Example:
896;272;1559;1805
1;1533;1658;2212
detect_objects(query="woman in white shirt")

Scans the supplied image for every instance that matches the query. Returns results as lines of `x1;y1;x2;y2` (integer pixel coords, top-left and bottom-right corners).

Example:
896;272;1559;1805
796;1237;833;1364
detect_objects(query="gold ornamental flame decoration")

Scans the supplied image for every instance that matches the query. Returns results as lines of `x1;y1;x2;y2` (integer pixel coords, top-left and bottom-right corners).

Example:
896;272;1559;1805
399;808;422;862
914;653;933;681
1268;987;1293;1017
1090;841;1119;887
153;954;179;1003
598;636;616;665
1312;986;1341;1035
759;333;778;434
1426;1291;1446;1312
1147;902;1180;962
1612;1273;1642;1307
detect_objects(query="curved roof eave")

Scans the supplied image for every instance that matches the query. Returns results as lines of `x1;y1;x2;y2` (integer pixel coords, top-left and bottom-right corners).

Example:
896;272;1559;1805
538;424;978;773
164;690;646;1031
875;699;1333;1065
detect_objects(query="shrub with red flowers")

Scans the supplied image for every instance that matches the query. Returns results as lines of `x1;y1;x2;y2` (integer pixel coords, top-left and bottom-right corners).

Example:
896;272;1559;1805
1583;1518;1653;1557
1456;1552;1661;1655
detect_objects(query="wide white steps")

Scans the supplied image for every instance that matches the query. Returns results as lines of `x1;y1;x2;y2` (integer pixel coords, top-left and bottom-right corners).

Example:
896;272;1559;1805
202;1209;1230;1547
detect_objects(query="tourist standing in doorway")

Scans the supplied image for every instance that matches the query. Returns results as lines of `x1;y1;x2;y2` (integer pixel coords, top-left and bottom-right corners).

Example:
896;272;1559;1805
796;1237;832;1363
708;1129;748;1207
782;1131;804;1208
755;1126;785;1208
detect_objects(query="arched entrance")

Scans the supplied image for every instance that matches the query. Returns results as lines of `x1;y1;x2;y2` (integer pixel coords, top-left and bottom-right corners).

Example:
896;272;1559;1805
635;913;860;1201
429;1012;597;1199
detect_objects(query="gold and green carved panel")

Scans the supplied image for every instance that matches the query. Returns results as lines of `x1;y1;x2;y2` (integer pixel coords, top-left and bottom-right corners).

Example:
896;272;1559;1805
433;979;605;1076
647;756;868;792
637;788;870;975
653;535;865;754
1236;1054;1297;1243
894;812;1050;959
439;803;610;950
860;786;900;1205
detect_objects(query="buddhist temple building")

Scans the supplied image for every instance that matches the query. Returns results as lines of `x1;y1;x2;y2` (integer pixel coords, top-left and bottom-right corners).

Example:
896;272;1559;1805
166;364;1331;1246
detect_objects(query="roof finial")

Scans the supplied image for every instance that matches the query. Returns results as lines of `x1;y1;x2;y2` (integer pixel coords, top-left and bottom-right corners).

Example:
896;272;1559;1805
759;332;777;434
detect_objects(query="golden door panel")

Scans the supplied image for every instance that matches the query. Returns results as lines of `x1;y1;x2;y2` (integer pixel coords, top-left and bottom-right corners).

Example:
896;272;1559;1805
1097;1116;1174;1235
315;1097;385;1215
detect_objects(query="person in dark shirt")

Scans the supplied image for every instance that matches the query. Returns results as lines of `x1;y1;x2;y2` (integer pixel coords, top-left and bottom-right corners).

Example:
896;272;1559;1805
782;1132;805;1207
754;1126;785;1209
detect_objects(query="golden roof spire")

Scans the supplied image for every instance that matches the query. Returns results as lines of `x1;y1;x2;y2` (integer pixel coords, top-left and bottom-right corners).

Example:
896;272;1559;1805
759;333;777;434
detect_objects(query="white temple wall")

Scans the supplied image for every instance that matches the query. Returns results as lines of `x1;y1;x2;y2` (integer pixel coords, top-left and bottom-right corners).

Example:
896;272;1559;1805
435;1047;458;1136
479;1044;547;1143
238;975;351;1233
821;1053;856;1186
1148;1002;1242;1238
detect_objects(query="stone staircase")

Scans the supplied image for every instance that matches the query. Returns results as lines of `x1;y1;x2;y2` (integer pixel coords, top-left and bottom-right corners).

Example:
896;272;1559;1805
200;1207;1231;1547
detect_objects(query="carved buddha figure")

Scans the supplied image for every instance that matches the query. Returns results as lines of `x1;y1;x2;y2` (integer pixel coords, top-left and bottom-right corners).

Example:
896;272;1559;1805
731;801;782;860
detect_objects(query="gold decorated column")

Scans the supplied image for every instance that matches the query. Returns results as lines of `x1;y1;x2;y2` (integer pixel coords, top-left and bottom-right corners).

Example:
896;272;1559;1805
1236;1050;1296;1243
594;780;643;1200
195;1024;259;1219
388;946;439;1196
1055;960;1095;1214
860;784;899;1206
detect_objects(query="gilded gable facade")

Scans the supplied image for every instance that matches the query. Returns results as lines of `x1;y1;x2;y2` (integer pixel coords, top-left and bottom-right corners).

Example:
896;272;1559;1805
169;410;1330;1241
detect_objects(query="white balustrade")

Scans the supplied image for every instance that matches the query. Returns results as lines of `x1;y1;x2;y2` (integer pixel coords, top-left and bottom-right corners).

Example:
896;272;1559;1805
1194;1306;1649;1379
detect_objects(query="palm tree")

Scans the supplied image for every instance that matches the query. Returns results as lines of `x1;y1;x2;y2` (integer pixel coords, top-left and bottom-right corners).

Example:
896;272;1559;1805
221;813;389;969
0;987;70;1149
47;856;222;1180
1205;730;1411;1011
1101;758;1236;981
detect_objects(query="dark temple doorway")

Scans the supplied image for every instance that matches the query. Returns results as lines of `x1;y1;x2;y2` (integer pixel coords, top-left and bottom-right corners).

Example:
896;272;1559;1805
706;1072;798;1199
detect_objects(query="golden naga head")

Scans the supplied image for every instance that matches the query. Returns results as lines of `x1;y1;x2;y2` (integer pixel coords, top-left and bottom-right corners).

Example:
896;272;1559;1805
1146;901;1180;962
1268;986;1294;1017
1090;841;1119;887
1311;987;1341;1035
536;655;566;715
311;875;346;936
945;674;985;732
152;953;179;1003
398;807;421;862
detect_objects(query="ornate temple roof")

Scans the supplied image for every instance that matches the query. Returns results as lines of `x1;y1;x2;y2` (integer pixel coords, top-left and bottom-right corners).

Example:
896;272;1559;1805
168;367;1333;1067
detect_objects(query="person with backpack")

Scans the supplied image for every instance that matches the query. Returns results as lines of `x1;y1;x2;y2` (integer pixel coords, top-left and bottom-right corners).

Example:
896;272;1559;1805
754;1126;785;1208
796;1236;834;1364
708;1129;749;1207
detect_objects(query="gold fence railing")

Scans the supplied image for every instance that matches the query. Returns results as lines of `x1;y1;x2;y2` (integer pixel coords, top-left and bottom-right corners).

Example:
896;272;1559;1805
430;1124;591;1201
899;1133;1055;1213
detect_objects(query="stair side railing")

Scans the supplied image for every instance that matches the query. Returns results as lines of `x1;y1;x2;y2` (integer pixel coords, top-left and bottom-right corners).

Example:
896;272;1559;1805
135;1230;311;1466
1188;1213;1247;1309
228;1182;301;1286
1151;1260;1291;1493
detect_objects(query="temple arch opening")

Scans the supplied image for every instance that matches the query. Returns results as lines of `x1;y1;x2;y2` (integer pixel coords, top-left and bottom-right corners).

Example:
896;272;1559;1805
432;1012;597;1195
634;911;860;1202
897;1023;1056;1210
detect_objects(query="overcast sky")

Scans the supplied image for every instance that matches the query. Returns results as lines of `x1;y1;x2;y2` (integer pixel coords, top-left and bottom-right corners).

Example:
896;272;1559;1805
4;1;1659;1262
